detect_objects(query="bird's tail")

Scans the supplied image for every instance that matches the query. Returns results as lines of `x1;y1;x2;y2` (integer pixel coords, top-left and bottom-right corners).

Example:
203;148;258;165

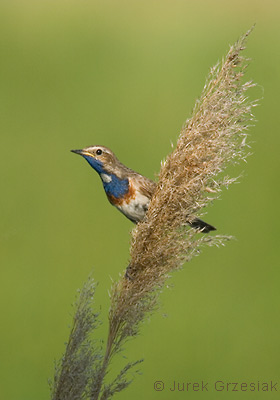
189;218;216;233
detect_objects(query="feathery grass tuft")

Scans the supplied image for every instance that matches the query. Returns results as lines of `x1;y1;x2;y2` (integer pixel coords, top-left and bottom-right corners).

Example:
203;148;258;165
51;278;103;400
51;28;257;400
100;27;256;398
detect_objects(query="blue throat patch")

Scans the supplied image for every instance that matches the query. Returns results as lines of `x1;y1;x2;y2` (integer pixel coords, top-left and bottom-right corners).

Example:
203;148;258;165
83;155;104;174
83;155;129;199
102;174;129;198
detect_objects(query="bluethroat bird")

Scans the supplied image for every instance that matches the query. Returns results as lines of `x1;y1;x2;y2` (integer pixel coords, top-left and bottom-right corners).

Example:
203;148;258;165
71;145;216;233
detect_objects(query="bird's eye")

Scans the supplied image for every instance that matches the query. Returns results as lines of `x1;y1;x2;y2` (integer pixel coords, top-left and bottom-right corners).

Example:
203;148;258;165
96;149;103;156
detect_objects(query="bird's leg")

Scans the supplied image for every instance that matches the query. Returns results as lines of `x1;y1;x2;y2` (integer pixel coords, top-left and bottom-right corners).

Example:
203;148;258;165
125;263;134;281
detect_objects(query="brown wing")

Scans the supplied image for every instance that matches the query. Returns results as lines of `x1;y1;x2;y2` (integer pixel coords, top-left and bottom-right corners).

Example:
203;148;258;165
134;174;157;200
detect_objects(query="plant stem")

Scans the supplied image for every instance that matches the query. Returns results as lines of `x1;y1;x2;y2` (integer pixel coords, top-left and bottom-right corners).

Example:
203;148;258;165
93;320;120;400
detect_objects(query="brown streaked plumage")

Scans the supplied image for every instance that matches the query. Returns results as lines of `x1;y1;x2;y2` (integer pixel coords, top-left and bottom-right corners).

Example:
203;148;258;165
71;145;216;232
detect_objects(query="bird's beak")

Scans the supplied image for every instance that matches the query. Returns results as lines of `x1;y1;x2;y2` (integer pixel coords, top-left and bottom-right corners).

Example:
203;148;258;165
71;149;85;156
71;149;94;158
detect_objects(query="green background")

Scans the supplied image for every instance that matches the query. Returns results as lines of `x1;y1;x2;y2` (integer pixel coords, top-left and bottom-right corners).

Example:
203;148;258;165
0;1;279;399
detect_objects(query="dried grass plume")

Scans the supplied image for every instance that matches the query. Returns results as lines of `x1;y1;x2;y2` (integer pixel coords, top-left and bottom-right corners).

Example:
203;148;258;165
51;28;257;400
107;27;256;367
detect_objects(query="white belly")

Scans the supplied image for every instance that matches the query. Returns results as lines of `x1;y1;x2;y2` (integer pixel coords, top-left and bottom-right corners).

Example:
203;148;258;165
117;192;150;223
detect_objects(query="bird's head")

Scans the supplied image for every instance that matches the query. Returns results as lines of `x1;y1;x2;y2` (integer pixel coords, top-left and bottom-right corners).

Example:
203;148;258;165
71;145;117;174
